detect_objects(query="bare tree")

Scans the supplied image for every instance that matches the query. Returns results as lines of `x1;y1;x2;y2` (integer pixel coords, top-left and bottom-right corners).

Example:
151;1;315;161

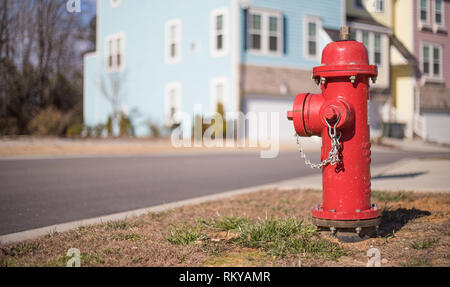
100;71;129;136
0;0;92;135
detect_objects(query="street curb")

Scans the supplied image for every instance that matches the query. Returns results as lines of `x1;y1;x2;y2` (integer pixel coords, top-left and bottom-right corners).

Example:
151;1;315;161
2;157;448;244
0;180;293;245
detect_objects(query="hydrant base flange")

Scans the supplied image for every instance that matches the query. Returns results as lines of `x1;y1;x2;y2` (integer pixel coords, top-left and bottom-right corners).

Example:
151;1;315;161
311;204;381;221
311;216;381;229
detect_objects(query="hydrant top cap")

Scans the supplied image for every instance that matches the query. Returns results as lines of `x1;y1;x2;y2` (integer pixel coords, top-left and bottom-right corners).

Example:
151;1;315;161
321;40;369;66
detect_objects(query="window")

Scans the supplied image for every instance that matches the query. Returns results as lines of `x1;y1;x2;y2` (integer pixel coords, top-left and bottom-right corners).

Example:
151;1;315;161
374;33;382;65
434;0;445;27
165;83;181;126
268;16;281;52
354;29;384;67
361;30;371;63
247;8;283;55
165;19;181;64
423;45;430;74
375;0;384;12
432;47;440;76
362;31;370;49
307;22;317;56
249;13;262;50
105;33;125;72
419;0;430;24
210;77;228;112
421;43;443;80
211;8;229;57
304;16;321;60
350;29;357;40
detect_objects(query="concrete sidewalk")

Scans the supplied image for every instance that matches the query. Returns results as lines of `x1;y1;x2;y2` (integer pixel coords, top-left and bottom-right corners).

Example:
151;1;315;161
276;157;450;193
380;137;450;153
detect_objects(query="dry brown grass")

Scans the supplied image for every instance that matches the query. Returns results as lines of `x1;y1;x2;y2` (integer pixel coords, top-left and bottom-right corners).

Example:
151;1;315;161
1;189;449;267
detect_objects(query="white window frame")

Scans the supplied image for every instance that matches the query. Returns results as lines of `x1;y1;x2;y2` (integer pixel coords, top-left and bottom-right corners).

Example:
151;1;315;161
303;15;322;61
247;7;283;56
210;77;229;113
210;7;229;57
104;32;125;73
110;0;120;8
420;42;443;82
374;0;385;13
432;0;446;31
165;19;182;64
418;0;431;28
165;82;182;126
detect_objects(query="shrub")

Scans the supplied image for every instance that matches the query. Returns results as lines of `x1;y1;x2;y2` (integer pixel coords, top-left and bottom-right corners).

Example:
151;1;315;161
92;123;106;137
27;106;66;136
149;124;160;138
119;112;132;137
192;114;209;141
66;122;84;137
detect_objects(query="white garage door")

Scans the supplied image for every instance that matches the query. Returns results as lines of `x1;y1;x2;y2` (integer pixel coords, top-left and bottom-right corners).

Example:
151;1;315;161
243;95;296;143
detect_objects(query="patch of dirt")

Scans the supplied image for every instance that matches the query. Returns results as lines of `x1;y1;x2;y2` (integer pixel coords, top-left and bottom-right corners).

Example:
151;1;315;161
0;189;449;267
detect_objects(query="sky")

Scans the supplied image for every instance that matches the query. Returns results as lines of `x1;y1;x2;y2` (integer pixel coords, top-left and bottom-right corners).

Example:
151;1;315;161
79;0;97;24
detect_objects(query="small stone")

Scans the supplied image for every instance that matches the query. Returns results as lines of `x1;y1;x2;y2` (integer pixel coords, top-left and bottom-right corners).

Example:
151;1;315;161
381;259;388;264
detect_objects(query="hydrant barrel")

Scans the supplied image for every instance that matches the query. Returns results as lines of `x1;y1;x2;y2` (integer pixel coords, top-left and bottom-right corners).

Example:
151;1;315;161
287;29;381;234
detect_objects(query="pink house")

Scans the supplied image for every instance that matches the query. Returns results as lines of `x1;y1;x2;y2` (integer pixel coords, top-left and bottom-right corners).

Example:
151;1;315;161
412;0;450;143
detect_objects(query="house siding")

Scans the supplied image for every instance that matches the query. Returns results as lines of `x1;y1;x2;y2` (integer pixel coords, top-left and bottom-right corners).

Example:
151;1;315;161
413;0;450;89
84;0;344;138
242;64;321;96
412;0;450;143
241;0;343;69
346;0;393;28
86;0;234;136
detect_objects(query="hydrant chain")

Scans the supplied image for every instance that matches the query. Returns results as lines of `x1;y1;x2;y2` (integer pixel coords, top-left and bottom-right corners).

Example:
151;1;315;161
295;117;341;169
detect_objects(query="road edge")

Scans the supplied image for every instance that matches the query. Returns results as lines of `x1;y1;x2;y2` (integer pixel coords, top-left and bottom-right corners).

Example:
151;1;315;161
0;179;294;245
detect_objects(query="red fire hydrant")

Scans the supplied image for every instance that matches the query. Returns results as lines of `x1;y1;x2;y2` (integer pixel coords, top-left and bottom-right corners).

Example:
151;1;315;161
287;27;381;236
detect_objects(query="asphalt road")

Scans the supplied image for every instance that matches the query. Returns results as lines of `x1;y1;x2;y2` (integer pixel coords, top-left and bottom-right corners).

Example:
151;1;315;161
0;150;446;235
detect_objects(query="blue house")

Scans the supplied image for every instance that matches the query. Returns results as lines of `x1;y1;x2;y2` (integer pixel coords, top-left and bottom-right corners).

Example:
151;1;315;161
84;0;345;140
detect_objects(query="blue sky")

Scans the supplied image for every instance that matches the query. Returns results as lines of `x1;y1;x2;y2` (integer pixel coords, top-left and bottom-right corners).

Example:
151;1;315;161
80;0;96;24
